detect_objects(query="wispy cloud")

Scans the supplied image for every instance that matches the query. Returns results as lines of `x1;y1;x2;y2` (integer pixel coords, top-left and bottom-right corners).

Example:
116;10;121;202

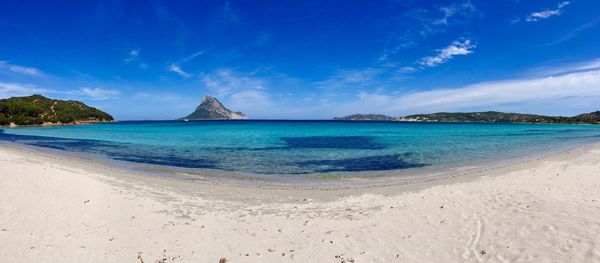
527;58;600;77
166;50;208;77
124;49;140;63
517;1;570;23
0;82;47;98
432;1;476;25
543;18;600;46
181;50;207;63
313;68;383;91
227;90;272;114
197;68;278;117
380;1;479;63
123;49;148;69
73;87;119;100
0;82;118;100
0;61;43;76
333;64;600;116
168;64;191;78
222;1;240;23
398;66;417;73
133;92;182;102
418;38;476;67
200;69;266;95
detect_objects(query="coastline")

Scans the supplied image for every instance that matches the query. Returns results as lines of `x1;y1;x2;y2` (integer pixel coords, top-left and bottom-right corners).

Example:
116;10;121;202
0;136;595;190
2;142;600;262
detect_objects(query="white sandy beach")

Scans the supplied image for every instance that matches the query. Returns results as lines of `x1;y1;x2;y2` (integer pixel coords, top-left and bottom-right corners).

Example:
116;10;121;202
1;144;600;262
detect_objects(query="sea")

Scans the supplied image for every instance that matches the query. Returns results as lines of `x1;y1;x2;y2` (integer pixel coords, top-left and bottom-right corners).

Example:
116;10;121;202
2;120;600;185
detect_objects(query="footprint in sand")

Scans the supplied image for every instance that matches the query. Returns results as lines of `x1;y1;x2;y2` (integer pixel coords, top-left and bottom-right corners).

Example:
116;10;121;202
462;214;485;262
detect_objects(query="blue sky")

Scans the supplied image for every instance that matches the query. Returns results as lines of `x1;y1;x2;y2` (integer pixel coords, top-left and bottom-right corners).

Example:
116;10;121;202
1;0;599;120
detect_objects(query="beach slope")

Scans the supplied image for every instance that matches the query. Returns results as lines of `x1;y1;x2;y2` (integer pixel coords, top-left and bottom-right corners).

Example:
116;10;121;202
1;144;600;262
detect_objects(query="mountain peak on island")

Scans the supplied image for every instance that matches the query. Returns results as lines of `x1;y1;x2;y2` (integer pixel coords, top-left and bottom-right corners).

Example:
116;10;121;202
181;95;246;120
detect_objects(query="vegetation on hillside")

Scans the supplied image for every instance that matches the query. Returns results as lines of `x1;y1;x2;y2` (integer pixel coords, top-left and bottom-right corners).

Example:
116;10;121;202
572;111;600;123
401;111;569;123
335;111;600;124
333;114;396;121
0;95;113;126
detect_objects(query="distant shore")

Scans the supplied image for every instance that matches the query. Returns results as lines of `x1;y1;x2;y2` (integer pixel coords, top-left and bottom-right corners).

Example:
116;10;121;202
1;142;600;262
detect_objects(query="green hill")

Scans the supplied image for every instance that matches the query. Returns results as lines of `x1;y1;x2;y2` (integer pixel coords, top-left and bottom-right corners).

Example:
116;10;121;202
333;114;396;121
400;111;573;123
572;111;600;123
0;95;114;126
335;111;600;124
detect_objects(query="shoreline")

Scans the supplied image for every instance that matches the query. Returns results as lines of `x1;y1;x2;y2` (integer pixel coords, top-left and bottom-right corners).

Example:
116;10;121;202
1;142;600;262
1;139;599;198
0;138;596;192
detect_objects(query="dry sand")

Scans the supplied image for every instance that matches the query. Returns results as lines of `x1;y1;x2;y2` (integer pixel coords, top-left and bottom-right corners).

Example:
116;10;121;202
1;143;600;262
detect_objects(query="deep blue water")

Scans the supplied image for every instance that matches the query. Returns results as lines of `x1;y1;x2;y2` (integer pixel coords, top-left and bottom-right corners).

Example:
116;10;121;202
1;120;599;176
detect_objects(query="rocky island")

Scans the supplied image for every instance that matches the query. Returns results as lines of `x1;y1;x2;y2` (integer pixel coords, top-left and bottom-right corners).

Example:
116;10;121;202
0;95;114;126
180;96;246;120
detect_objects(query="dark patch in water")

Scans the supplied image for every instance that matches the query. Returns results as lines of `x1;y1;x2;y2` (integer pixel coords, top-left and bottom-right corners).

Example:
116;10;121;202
0;130;218;169
206;146;290;151
480;132;552;137
280;136;385;149
0;130;67;141
371;131;403;134
479;128;599;138
108;153;217;169
297;153;427;172
27;140;122;151
524;129;582;133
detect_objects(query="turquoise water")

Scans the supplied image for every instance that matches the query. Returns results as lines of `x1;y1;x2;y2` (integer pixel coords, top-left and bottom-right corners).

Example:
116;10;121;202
1;121;600;176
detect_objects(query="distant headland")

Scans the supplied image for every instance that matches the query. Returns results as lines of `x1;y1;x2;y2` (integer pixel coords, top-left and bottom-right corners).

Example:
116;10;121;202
334;111;600;124
0;95;113;127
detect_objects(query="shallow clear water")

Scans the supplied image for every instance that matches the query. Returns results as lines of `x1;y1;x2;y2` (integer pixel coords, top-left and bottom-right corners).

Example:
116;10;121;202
1;120;600;176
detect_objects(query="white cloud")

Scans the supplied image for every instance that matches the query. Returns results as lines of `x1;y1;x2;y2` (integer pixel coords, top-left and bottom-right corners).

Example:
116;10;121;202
0;83;117;101
543;18;600;46
524;1;570;22
433;1;476;25
200;69;266;95
124;49;140;63
0;82;47;98
181;50;206;63
527;58;600;77
0;61;42;76
334;67;600;116
226;90;272;115
398;66;417;73
196;69;282;118
168;64;191;78
379;1;479;63
75;87;119;100
418;39;476;67
164;50;208;77
129;49;139;57
133;92;181;102
223;0;240;23
313;68;383;91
